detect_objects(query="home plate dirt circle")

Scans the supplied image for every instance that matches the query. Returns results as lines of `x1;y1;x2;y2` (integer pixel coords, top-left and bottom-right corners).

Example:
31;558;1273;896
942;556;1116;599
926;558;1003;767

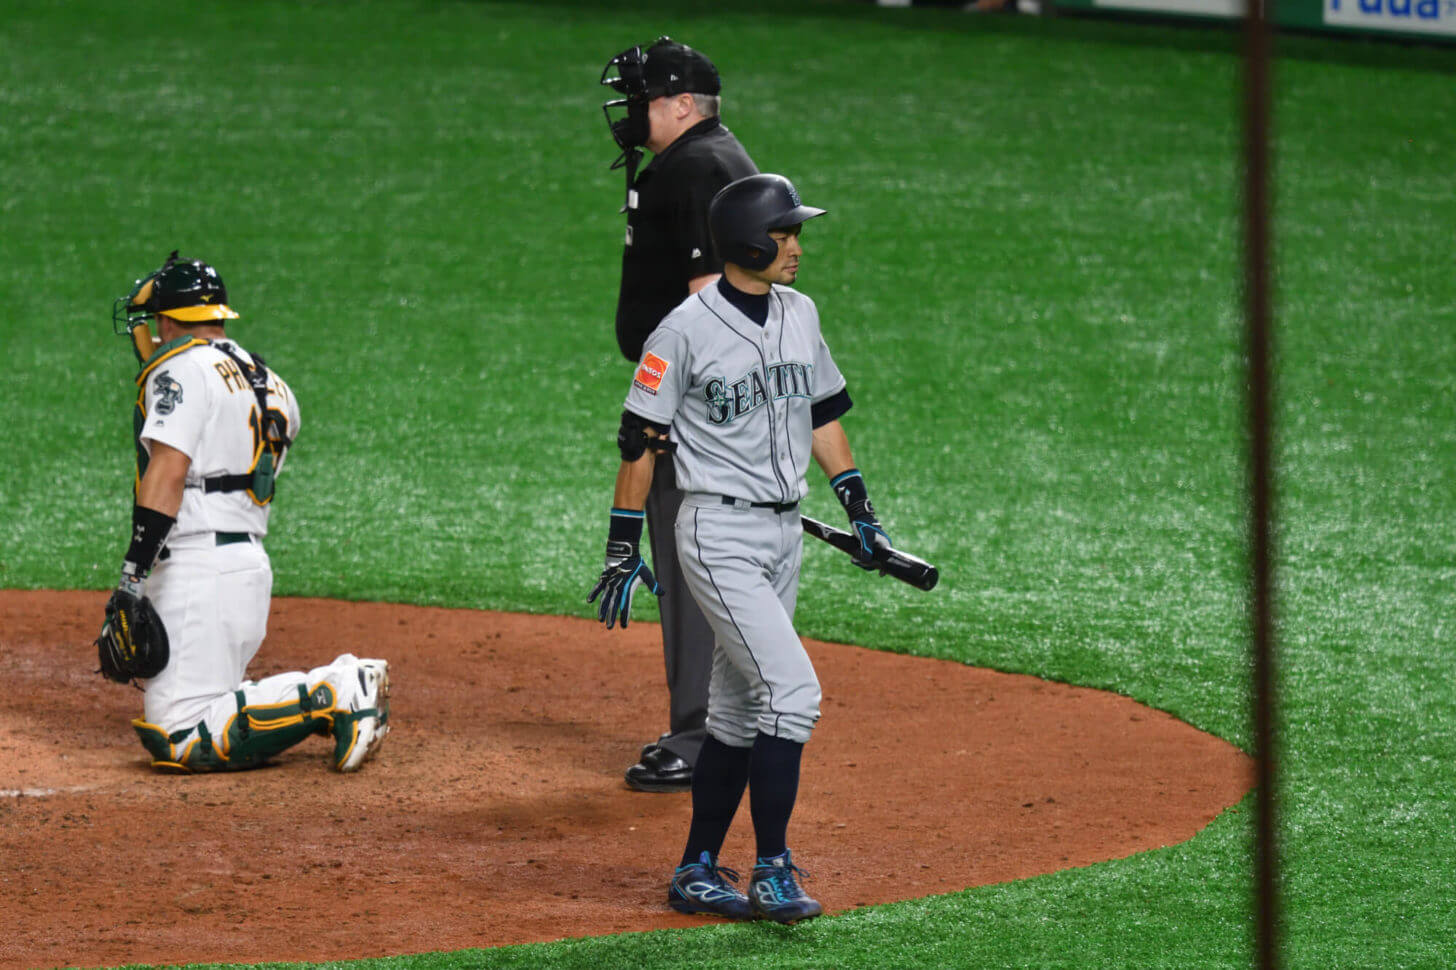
0;591;1252;969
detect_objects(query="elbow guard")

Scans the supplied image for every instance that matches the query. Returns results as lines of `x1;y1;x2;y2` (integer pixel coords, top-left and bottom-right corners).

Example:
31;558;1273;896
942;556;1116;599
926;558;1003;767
617;410;675;461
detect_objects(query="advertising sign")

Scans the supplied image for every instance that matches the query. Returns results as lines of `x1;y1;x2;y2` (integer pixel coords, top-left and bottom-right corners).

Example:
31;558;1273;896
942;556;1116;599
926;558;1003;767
1324;0;1456;34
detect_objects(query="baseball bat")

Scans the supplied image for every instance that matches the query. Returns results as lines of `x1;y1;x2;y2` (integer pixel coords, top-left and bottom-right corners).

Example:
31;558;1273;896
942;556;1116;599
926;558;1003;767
800;515;939;592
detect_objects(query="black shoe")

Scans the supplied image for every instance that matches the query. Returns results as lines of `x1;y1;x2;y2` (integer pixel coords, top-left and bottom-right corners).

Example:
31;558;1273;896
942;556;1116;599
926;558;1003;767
625;745;693;792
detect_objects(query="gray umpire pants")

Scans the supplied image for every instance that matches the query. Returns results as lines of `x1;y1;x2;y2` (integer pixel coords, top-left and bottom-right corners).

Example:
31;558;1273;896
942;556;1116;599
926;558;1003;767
644;454;715;766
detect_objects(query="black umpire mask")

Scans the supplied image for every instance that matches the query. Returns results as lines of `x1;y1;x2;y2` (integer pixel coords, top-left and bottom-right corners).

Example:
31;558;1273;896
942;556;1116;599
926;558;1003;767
604;96;649;153
601;41;650;154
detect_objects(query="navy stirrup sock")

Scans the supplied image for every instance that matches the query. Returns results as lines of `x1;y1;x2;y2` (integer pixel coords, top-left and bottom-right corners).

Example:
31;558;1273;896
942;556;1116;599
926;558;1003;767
749;732;803;860
680;735;752;867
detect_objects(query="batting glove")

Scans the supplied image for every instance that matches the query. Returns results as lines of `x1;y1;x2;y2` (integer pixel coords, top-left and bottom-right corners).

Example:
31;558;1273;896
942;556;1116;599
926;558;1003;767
831;469;892;570
587;508;661;629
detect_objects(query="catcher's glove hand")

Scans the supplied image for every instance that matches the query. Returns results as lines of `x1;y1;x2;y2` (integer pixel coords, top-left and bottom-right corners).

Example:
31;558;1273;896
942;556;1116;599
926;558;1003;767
96;584;170;683
587;509;661;629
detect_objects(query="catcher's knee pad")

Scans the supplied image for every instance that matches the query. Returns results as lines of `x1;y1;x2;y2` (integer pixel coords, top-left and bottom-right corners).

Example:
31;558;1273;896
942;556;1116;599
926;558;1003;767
131;719;196;773
131;718;229;773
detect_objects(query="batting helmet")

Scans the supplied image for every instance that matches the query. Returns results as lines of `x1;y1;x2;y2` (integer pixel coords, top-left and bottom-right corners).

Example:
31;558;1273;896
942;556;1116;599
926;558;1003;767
709;174;826;272
113;250;239;335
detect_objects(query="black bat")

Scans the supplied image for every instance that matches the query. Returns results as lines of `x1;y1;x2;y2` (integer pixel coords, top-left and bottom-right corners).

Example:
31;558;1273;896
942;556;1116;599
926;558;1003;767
800;515;940;592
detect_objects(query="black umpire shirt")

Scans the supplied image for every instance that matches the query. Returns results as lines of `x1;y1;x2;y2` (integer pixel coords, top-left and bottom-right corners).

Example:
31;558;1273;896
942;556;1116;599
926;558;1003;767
614;116;757;362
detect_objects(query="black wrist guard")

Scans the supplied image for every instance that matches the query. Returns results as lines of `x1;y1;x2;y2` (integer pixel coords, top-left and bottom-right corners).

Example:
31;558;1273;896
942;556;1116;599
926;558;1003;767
831;468;874;520
606;507;645;562
123;504;177;578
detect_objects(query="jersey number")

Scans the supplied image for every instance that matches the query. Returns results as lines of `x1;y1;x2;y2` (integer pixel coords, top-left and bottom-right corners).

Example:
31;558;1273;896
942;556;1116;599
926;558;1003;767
246;405;290;506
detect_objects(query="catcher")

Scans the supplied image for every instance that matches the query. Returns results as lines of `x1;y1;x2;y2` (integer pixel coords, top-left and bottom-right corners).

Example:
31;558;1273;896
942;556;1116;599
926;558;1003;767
98;250;390;773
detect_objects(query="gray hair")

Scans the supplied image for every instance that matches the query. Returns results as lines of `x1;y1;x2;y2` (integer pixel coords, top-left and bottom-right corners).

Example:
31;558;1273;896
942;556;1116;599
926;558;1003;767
690;93;721;118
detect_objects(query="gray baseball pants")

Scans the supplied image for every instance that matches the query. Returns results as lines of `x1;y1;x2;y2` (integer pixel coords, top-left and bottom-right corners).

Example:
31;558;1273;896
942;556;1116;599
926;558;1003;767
675;493;821;747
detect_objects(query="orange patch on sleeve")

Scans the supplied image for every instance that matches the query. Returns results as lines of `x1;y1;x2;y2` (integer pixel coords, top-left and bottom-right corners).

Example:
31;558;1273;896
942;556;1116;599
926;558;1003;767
633;352;670;395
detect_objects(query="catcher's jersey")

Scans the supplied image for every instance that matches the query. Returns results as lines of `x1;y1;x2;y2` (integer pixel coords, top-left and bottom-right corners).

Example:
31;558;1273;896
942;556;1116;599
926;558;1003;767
623;282;845;505
136;338;300;539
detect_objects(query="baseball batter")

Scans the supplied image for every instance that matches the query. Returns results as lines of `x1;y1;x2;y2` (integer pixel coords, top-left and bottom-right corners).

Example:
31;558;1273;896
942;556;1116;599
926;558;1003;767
589;175;894;923
98;251;390;773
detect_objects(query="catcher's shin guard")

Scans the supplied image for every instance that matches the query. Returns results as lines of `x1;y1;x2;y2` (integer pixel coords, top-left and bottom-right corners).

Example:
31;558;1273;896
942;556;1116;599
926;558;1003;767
130;682;338;773
226;681;339;769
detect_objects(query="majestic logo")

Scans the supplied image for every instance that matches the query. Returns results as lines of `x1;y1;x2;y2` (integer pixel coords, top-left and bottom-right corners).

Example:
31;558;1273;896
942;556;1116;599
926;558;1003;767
634;352;670;395
705;361;812;425
152;370;184;415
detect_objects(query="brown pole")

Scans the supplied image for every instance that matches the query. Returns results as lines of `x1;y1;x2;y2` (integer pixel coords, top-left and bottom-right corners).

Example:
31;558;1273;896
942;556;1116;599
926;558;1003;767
1241;0;1279;967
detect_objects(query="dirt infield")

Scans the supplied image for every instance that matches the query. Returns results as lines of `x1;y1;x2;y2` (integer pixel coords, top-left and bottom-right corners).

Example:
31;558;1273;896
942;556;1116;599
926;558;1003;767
0;591;1252;969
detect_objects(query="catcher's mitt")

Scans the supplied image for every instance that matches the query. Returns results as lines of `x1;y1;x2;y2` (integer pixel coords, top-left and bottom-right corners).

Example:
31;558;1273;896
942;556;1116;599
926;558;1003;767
96;588;170;683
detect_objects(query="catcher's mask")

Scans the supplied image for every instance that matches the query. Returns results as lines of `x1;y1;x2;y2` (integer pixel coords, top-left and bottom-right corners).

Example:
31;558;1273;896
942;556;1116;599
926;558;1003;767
600;36;720;157
113;249;239;339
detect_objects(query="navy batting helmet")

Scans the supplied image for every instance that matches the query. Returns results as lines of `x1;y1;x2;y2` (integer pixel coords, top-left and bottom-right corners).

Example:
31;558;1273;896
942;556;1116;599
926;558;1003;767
709;174;826;271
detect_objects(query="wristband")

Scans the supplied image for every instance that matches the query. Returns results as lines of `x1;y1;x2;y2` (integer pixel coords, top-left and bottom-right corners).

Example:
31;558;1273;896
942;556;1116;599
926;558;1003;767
123;504;177;578
830;469;871;514
607;508;645;559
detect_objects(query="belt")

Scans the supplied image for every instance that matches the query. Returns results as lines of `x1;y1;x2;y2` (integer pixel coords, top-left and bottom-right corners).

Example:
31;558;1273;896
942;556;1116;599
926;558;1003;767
720;496;799;514
158;532;253;561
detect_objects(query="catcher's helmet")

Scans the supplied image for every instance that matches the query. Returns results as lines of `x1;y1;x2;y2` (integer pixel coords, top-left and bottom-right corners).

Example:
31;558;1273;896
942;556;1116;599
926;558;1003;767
709;174;826;272
112;250;239;335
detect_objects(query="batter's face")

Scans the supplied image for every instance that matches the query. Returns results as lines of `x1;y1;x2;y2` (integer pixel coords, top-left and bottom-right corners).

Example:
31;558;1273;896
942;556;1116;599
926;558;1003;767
761;227;804;286
725;227;805;295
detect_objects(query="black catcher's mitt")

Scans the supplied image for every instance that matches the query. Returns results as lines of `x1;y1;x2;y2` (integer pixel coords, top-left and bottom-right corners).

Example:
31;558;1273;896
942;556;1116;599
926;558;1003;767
97;589;170;683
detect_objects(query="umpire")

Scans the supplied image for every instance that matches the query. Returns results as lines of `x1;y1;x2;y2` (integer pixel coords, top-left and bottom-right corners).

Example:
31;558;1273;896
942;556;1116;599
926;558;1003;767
599;37;758;792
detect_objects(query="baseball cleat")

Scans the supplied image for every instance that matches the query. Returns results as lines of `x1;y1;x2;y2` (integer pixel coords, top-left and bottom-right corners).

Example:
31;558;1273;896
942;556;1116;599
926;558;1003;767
668;851;753;920
332;659;390;772
749;849;822;924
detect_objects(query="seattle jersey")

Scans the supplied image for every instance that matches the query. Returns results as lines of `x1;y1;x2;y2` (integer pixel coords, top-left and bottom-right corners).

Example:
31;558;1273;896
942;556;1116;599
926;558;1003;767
136;338;300;539
623;283;845;505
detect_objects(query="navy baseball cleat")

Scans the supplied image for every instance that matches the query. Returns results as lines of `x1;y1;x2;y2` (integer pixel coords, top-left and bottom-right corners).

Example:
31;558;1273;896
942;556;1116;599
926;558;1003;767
749;849;823;924
668;851;753;919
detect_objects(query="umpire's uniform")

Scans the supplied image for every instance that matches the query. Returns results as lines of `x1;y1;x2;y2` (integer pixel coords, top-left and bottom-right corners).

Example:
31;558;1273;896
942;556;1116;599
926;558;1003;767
615;115;757;790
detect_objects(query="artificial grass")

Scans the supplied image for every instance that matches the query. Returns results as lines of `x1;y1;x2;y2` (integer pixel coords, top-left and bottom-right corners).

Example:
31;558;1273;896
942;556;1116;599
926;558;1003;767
3;1;1453;968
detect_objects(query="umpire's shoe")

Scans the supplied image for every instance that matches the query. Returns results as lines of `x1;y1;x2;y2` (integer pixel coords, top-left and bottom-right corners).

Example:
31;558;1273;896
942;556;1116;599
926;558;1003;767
625;744;692;792
333;658;390;772
668;851;753;920
749;849;823;924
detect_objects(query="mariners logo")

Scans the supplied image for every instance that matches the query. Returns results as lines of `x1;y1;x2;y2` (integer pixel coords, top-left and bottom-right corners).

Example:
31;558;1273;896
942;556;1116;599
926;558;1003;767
152;370;184;415
705;362;813;425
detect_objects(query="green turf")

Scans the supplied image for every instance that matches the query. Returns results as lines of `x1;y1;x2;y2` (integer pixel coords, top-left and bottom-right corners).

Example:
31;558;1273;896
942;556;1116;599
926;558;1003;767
3;1;1454;967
